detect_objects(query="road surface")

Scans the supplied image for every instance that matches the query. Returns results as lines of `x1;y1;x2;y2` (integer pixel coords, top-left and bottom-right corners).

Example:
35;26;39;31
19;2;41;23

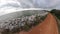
18;13;59;34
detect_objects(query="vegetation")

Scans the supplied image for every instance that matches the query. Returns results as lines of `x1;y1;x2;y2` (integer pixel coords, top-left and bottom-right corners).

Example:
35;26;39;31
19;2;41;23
50;9;60;20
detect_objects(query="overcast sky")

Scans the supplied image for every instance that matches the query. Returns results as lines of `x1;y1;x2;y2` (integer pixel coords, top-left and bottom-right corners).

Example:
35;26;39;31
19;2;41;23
0;0;60;9
0;0;60;15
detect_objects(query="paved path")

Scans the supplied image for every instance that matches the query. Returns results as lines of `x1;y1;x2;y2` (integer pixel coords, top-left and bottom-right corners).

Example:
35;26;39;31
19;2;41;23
18;13;59;34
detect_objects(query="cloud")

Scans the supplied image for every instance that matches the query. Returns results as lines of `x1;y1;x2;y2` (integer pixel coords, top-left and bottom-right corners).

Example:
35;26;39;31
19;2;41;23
0;0;60;9
0;0;60;15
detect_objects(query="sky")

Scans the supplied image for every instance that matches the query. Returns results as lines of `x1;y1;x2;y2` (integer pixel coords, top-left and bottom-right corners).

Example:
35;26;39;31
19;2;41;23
0;0;60;9
0;0;60;16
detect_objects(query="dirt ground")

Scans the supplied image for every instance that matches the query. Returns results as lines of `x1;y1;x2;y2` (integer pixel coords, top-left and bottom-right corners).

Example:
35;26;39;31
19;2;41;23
18;13;59;34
